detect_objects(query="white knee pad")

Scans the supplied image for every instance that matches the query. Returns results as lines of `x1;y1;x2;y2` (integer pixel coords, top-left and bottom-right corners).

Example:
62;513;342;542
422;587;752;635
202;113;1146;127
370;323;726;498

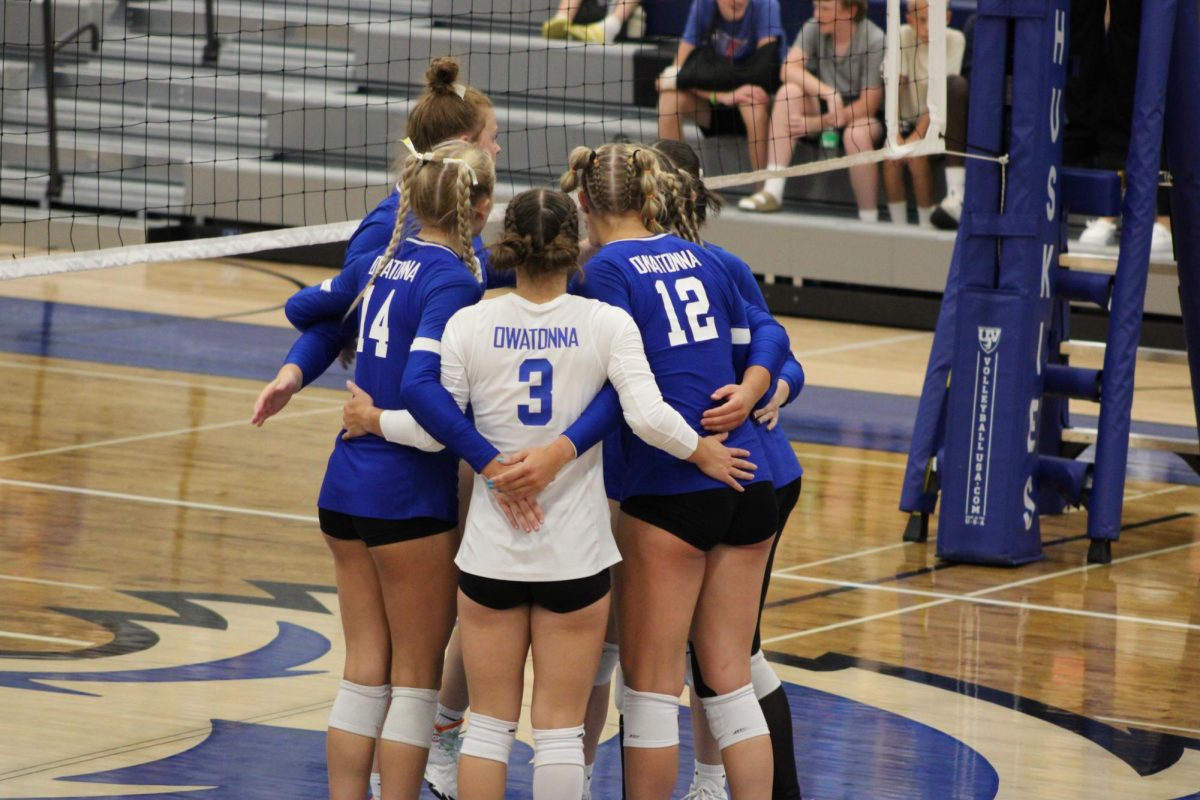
328;680;390;738
622;688;679;749
700;683;769;750
380;686;438;747
460;713;518;764
750;650;782;699
594;642;620;687
533;725;585;767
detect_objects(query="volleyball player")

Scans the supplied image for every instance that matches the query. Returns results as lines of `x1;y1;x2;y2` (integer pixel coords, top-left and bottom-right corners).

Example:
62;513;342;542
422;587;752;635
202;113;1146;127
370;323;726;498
251;140;492;800
557;143;788;800
654;138;806;800
250;58;495;800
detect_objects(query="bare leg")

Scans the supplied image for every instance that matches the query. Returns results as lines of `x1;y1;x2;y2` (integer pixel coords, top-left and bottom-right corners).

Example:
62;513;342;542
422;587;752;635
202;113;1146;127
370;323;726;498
908;155;935;209
583;608;620;765
737;86;771;185
531;594;611;798
658;89;703;143
882;158;907;204
456;591;530;800
766;82;821;169
617;515;706;800
326;535;392;800
691;540;776;800
843;117;885;214
372;531;460;800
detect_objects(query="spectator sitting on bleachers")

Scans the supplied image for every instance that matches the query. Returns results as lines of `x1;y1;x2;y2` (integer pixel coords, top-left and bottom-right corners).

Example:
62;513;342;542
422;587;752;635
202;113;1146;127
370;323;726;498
882;0;965;227
655;0;785;182
542;0;642;44
739;0;885;220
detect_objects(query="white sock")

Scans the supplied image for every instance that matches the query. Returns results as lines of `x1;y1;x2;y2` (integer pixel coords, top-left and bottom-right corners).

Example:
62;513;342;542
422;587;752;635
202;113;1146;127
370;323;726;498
888;201;907;225
858;208;879;222
763;176;785;201
945;165;965;198
917;206;934;227
694;760;726;790
602;14;622;40
432;703;465;744
370;771;381;799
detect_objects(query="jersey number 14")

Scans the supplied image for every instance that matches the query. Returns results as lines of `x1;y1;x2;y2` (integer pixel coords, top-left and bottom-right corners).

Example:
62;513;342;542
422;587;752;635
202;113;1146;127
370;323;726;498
655;277;717;347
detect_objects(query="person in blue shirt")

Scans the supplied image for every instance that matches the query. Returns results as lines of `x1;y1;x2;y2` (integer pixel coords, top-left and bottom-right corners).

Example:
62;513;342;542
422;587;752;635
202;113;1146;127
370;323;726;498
654;137;806;800
656;0;784;185
260;140;495;800
559;142;787;800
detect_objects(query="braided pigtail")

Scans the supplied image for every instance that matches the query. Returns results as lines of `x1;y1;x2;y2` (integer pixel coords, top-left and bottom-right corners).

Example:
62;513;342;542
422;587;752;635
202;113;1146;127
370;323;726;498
631;148;665;234
343;154;421;323
671;168;703;244
561;146;594;197
450;159;481;281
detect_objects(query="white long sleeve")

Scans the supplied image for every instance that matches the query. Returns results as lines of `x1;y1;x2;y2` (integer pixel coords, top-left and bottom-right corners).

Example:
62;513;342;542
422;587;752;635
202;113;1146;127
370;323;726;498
377;409;444;452
598;308;699;461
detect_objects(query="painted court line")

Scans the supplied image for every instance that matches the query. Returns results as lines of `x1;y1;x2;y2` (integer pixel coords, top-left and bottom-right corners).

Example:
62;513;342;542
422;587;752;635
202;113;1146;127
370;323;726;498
0;358;341;404
0;478;319;523
0;573;103;591
791;451;908;470
1123;485;1188;503
773;574;1200;632
764;537;1200;644
794;332;929;359
0;630;93;647
1094;716;1200;737
0;405;337;463
775;542;914;574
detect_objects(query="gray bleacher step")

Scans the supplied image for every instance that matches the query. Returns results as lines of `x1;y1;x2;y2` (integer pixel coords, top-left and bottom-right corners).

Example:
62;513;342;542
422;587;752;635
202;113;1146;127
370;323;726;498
2;0;103;47
185;157;391;225
1;201;163;250
62;58;361;117
352;18;644;104
95;33;356;81
0;166;184;213
124;0;412;50
1;126;259;182
265;91;660;172
13;95;271;149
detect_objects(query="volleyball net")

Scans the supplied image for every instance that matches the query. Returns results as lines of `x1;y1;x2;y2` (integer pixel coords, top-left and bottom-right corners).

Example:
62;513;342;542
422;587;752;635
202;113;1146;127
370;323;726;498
1;0;952;277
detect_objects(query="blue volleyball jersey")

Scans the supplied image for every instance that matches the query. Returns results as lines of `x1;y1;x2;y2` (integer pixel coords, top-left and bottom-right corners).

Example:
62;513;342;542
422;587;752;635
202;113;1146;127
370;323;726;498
282;187;506;386
317;237;483;520
707;243;804;488
578;233;781;497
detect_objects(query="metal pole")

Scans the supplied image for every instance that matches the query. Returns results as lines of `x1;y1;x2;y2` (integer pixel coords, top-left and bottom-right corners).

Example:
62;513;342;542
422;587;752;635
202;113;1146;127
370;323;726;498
202;0;220;64
40;0;62;201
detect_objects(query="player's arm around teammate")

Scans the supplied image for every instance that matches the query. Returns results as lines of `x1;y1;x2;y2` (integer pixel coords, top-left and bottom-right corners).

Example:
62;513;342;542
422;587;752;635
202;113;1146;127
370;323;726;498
562;143;789;800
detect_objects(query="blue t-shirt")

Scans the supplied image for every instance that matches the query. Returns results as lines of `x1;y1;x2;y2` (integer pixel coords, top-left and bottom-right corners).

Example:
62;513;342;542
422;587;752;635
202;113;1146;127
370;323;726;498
577;233;778;497
707;243;803;489
315;238;483;521
682;0;785;63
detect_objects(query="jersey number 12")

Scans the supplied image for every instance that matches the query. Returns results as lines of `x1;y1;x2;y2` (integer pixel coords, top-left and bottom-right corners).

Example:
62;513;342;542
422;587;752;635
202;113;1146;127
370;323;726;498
654;277;717;347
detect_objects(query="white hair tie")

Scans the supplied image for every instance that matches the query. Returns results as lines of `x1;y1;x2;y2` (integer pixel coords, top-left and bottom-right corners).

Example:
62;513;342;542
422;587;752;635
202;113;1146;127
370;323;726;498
452;82;467;99
401;137;434;162
443;157;479;186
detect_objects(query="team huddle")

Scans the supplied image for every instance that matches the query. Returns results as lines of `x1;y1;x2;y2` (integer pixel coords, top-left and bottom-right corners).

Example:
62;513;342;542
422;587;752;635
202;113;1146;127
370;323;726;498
253;58;805;800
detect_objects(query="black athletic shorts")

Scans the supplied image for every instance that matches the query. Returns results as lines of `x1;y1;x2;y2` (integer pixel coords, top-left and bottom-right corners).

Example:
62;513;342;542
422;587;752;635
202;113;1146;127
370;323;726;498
319;508;456;548
458;569;611;614
621;481;778;551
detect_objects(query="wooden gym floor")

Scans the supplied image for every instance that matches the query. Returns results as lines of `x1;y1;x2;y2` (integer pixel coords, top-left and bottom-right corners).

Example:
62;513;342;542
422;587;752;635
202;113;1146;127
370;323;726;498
0;257;1198;799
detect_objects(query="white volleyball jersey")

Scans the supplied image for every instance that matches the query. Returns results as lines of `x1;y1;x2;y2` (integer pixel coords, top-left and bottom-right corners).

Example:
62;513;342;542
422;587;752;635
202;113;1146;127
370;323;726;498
440;292;699;581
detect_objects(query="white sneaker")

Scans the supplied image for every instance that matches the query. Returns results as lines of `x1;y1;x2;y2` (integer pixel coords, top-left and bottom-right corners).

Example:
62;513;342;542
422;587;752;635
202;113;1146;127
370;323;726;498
930;189;962;230
1078;217;1118;248
424;723;463;800
682;783;729;799
1151;221;1174;259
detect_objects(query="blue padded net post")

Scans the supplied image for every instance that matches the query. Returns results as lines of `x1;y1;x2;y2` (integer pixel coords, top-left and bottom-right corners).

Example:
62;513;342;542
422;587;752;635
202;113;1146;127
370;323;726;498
1086;0;1178;543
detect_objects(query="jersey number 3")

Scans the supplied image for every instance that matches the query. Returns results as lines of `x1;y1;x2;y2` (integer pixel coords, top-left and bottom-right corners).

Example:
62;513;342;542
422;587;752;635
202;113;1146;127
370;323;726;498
518;358;553;426
654;277;717;347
